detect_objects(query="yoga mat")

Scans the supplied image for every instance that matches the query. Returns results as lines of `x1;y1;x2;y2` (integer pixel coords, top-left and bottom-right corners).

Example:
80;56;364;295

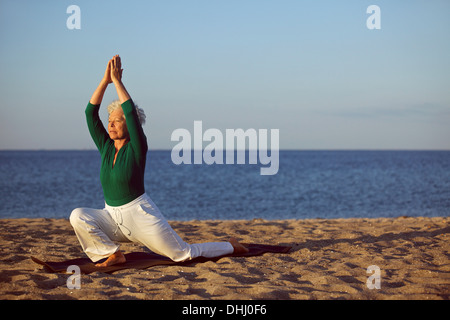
31;243;291;274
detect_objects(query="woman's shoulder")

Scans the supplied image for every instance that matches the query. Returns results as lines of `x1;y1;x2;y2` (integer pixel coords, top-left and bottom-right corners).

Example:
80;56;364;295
99;139;115;156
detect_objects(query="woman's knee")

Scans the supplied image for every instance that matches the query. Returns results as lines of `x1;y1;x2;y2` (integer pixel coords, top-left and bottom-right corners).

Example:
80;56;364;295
165;245;194;262
168;250;191;262
144;238;192;262
69;208;88;227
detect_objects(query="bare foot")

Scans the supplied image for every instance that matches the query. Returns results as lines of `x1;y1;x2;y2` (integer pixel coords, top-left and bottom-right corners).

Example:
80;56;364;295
95;250;126;267
229;237;249;254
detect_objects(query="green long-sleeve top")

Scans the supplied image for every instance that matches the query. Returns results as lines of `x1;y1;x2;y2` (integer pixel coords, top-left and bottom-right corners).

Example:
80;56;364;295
85;99;148;206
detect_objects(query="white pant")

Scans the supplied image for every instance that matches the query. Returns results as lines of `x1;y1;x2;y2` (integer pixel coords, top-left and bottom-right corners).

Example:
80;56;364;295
70;193;234;262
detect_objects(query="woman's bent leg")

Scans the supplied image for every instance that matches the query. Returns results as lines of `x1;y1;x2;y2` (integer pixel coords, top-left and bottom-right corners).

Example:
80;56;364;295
69;207;129;262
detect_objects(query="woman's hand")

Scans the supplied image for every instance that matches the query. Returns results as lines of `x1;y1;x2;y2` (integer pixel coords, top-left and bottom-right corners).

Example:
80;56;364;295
90;55;126;105
90;58;113;104
102;59;113;84
110;55;124;84
110;54;131;103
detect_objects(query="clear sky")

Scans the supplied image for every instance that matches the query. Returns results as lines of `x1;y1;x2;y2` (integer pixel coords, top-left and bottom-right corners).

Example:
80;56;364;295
0;0;449;150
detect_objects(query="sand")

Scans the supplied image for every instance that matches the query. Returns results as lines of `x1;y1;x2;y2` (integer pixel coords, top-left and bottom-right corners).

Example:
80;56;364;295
0;217;449;300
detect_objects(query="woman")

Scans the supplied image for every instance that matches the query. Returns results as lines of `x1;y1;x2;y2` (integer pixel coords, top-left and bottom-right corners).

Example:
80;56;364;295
70;55;248;267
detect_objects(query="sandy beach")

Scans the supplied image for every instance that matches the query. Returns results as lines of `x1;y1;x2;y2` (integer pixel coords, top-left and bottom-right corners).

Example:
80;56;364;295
0;217;449;300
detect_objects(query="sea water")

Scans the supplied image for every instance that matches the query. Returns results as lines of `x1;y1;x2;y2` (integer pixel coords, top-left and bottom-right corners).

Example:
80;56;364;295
0;150;449;220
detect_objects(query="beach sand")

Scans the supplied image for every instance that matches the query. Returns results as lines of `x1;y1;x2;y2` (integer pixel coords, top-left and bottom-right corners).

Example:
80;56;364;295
0;217;449;300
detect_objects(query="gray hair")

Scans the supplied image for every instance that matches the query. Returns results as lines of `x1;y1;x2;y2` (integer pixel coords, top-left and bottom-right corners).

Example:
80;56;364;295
107;100;146;125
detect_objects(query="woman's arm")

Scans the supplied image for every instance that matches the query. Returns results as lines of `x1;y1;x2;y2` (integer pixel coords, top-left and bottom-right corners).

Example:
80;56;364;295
86;59;114;152
110;55;148;157
89;80;108;105
110;55;131;104
90;59;113;105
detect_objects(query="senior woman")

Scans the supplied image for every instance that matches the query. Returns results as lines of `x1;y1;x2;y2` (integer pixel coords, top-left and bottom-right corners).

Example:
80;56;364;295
70;55;248;267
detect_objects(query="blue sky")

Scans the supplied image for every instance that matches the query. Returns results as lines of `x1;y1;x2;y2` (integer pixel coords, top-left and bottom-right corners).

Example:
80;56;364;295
0;0;449;150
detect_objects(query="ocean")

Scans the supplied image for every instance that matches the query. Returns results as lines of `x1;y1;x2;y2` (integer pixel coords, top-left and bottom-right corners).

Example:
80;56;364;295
0;150;449;220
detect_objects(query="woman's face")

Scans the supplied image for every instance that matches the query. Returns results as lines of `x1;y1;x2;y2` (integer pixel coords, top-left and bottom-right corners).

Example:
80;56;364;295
108;108;129;140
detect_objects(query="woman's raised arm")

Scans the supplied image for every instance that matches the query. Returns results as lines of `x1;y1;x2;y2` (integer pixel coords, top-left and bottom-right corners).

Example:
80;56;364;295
110;55;131;104
110;55;148;156
89;59;113;105
85;58;115;152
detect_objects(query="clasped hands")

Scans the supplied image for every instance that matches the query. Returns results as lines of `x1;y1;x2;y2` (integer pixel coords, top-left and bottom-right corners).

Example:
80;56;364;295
103;55;123;85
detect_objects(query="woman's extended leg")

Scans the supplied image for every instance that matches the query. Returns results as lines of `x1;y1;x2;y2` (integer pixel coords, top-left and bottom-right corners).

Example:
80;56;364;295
120;198;248;262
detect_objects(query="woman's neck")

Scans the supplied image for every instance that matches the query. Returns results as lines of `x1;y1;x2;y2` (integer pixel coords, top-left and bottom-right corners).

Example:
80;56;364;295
114;138;129;152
